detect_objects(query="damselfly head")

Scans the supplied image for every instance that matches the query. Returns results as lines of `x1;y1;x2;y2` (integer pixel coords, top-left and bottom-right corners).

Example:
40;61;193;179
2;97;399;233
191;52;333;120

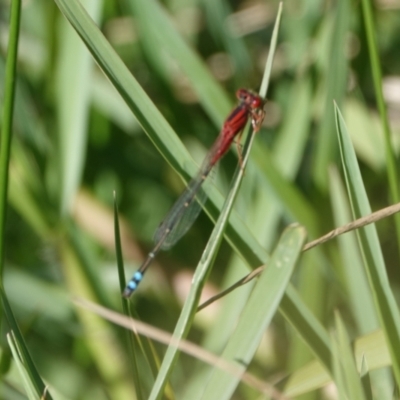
236;89;264;110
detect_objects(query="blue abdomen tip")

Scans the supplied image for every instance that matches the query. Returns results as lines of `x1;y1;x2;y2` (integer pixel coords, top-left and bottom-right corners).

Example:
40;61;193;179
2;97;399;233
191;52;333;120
122;271;143;298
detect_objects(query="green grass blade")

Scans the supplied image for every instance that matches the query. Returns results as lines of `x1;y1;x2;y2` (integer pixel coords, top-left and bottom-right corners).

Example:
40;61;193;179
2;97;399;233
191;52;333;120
280;285;332;370
259;3;282;96
313;0;350;189
285;329;391;397
335;103;400;387
332;312;367;400
0;3;48;395
114;193;127;296
0;0;21;278
66;222;112;308
360;0;400;257
273;76;312;179
114;193;147;400
55;0;102;215
1;289;52;399
199;224;306;400
53;0;193;169
328;166;378;334
344;98;385;170
7;332;43;400
332;333;348;400
360;357;374;400
91;73;140;133
355;329;391;372
283;358;331;398
9;147;51;238
329;166;393;397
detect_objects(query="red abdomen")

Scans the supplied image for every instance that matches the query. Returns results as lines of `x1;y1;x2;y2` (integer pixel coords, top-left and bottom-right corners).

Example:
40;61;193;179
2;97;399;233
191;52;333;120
209;104;248;166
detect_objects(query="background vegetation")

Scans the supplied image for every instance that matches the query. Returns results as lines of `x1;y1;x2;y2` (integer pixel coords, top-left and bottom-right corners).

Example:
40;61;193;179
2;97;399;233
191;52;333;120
1;0;400;399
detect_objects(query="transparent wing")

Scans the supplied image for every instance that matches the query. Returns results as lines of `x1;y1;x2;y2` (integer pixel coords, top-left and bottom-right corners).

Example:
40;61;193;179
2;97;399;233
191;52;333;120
153;133;225;250
154;170;212;250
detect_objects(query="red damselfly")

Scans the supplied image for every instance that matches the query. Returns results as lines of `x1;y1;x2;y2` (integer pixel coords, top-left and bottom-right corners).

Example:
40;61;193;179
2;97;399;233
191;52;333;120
123;89;265;297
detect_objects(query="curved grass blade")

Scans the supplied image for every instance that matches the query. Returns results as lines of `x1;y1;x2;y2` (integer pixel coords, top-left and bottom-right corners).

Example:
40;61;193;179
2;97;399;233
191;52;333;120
329;166;393;396
1;290;52;399
0;3;51;397
335;103;400;387
199;225;306;400
328;166;378;333
7;332;44;400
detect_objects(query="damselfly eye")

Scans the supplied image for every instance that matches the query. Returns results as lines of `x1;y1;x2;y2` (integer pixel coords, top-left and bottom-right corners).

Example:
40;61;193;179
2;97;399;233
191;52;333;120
251;97;263;108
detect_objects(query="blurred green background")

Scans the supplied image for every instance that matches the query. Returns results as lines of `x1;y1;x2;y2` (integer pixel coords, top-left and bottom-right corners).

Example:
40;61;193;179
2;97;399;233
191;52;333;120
1;0;400;399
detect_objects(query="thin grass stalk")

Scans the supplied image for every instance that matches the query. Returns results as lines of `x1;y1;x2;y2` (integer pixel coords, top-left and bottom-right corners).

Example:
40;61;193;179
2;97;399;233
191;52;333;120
0;2;22;375
114;193;145;400
360;0;400;259
0;0;22;277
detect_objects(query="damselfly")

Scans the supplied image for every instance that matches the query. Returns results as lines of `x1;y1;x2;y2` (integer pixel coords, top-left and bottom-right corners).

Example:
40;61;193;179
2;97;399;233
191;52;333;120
123;89;265;297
